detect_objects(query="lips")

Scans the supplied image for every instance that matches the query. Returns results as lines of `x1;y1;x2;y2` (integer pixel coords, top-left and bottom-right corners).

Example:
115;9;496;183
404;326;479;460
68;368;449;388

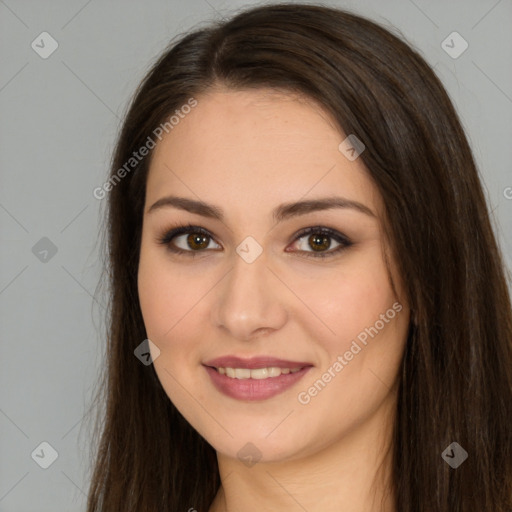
202;355;313;401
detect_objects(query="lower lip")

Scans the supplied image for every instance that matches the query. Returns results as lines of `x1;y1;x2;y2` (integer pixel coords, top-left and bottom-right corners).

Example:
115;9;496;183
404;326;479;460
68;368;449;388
204;365;312;401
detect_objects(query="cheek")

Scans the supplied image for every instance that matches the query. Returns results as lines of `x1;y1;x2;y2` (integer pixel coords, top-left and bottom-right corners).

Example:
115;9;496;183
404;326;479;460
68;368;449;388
294;248;400;356
137;257;173;340
137;250;201;394
137;246;200;341
290;264;406;444
137;245;219;386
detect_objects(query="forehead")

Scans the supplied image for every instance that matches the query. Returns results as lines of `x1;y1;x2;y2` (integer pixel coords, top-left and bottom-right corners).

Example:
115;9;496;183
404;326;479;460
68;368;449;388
145;88;382;219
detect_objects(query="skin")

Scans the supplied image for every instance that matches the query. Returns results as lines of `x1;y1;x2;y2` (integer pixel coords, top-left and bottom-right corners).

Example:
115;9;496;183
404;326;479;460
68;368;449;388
137;87;410;512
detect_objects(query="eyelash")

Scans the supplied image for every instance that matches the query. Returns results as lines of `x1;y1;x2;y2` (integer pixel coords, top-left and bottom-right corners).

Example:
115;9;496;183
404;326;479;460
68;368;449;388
156;223;352;259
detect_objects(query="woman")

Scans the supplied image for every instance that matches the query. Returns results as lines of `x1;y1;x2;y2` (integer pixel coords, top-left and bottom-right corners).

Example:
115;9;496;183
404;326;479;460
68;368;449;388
86;3;512;511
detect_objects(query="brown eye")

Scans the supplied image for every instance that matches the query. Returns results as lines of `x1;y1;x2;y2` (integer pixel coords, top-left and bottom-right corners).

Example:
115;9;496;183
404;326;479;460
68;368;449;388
289;226;352;259
169;231;220;253
158;224;221;256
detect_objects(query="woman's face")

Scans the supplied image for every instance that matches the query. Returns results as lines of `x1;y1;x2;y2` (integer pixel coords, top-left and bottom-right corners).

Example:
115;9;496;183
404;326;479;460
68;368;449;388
137;88;410;463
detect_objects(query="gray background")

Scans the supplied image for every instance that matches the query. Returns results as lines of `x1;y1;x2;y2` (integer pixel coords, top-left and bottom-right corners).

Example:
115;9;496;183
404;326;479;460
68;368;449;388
0;0;511;510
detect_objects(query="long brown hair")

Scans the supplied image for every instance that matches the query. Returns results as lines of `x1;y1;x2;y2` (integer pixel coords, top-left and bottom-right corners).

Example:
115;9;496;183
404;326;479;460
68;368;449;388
85;3;512;511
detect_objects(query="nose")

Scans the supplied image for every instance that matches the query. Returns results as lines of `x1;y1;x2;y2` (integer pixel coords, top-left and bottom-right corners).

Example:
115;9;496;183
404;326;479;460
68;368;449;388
211;250;288;342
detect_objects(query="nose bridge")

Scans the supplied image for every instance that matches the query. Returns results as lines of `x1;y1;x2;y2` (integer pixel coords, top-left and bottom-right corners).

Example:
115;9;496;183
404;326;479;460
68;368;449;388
211;247;287;340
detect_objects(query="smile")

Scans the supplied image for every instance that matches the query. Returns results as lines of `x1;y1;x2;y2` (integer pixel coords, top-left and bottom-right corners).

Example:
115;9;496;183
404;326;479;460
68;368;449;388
202;356;313;401
215;366;303;379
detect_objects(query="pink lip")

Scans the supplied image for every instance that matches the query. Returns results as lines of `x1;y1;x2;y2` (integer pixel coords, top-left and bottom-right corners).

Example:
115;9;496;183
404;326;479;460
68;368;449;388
202;356;313;401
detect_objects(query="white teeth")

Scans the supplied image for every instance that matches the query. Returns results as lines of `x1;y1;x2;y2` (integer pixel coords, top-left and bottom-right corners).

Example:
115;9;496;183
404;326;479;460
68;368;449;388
250;367;268;379
234;368;251;379
216;366;304;379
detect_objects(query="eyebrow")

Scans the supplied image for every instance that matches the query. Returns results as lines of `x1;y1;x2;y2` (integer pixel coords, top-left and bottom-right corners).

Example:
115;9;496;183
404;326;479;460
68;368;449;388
147;195;376;222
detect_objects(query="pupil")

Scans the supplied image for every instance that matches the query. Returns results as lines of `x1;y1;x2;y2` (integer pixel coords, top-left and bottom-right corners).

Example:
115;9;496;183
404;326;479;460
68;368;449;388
310;234;330;251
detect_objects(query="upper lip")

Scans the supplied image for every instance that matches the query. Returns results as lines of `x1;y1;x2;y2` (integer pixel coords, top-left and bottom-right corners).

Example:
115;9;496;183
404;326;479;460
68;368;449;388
203;356;313;370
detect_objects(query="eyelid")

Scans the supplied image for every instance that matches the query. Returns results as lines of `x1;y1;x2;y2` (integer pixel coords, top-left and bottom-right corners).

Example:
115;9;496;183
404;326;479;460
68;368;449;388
156;223;352;258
